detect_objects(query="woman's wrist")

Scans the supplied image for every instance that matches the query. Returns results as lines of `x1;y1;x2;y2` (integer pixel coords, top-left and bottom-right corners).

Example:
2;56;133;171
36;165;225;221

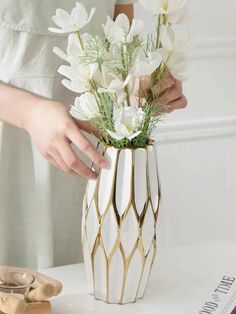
0;83;52;130
22;97;69;133
21;95;45;131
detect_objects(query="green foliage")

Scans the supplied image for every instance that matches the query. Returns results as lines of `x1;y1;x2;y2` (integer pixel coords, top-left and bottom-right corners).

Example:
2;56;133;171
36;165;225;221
75;20;169;149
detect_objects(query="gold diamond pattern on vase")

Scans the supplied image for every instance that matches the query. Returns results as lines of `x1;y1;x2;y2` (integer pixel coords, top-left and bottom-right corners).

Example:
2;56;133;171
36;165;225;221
82;145;161;304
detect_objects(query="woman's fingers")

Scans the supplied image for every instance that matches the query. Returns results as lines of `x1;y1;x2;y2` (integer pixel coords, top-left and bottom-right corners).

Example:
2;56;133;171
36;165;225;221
75;120;99;138
153;79;187;114
166;95;188;113
46;156;61;171
57;139;97;180
152;76;176;96
67;125;109;170
158;80;183;103
47;149;78;176
139;75;175;97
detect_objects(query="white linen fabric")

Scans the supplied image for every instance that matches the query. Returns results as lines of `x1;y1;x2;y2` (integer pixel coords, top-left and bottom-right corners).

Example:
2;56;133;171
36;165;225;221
0;0;135;269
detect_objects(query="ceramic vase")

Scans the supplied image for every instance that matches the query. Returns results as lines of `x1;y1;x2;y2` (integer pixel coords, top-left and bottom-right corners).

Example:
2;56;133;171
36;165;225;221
82;144;161;304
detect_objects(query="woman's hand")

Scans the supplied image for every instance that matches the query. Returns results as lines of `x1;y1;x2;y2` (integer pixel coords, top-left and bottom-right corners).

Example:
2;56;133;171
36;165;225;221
24;99;108;179
140;74;187;113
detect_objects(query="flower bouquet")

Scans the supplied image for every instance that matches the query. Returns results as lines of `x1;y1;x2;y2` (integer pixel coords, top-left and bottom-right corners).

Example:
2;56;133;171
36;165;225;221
50;0;190;304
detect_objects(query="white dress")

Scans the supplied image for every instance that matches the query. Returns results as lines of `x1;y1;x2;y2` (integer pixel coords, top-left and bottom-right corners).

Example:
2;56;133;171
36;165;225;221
0;0;135;269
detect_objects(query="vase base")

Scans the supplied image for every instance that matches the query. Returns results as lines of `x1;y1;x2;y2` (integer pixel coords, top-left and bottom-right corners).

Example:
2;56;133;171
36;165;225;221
92;293;144;305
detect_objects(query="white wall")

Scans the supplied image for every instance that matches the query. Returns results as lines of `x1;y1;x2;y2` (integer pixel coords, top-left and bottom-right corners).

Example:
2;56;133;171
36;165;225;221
135;0;236;250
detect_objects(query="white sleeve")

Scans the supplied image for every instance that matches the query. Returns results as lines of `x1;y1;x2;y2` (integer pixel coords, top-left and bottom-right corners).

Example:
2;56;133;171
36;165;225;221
116;0;136;4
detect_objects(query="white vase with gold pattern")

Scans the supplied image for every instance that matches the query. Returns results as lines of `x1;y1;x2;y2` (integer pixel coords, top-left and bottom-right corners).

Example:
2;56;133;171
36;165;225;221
82;144;161;304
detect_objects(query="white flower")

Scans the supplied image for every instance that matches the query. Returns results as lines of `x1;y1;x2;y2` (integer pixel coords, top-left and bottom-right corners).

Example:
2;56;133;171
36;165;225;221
58;61;98;93
168;5;188;24
53;33;107;67
138;0;186;15
98;75;131;105
107;107;145;140
161;50;188;80
160;26;191;80
70;92;100;121
131;51;162;76
49;2;95;34
160;25;191;54
53;33;83;63
103;14;144;44
99;65;118;88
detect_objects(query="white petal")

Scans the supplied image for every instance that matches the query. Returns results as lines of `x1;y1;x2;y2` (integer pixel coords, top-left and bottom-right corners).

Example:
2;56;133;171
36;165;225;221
73;92;100;119
53;47;69;62
114;122;131;137
117;91;127;105
109;79;124;90
71;2;88;28
61;78;87;93
127;131;142;140
67;33;83;55
48;27;66;33
168;5;188;24
133;109;145;129
132;52;162;76
170;71;187;81
70;106;88;120
138;0;163;14
115;14;130;32
127;19;144;42
58;65;72;78
71;79;88;93
169;0;186;13
103;16;114;41
87;8;96;24
159;47;170;63
61;79;73;90
107;130;125;140
170;60;188;73
161;26;175;51
89;63;99;76
124;74;132;86
52;9;72;28
134;61;157;76
174;34;193;55
103;16;125;43
113;108;123;123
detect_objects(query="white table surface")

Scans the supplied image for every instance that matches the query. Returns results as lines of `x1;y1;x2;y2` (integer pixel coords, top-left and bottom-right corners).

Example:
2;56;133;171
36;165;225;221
41;240;236;314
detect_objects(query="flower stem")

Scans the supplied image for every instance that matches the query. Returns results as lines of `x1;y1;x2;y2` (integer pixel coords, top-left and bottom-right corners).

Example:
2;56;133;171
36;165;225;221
156;14;162;49
121;45;131;106
151;13;169;87
77;30;84;50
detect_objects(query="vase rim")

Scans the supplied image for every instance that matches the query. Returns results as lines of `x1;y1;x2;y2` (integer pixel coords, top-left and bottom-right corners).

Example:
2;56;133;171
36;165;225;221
103;142;155;151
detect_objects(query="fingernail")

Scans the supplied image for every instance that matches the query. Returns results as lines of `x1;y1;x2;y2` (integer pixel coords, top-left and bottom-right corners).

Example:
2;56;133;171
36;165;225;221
90;172;97;180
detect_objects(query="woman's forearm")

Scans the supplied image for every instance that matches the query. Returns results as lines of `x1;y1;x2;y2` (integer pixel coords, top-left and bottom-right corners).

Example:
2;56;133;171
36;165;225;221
114;4;134;21
0;83;44;129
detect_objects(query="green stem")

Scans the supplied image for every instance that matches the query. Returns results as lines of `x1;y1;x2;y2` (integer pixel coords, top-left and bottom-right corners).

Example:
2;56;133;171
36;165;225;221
152;13;169;87
121;45;131;106
156;14;162;49
77;30;84;50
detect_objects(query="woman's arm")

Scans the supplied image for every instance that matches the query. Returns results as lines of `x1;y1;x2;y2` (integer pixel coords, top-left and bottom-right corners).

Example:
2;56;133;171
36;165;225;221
0;83;40;129
0;83;108;178
114;4;134;21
